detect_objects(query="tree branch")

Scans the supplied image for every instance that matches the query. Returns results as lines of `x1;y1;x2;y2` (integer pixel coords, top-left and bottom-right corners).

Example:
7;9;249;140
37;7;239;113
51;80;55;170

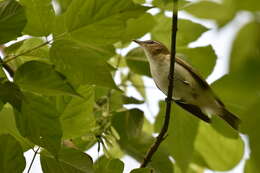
27;147;40;173
140;0;179;168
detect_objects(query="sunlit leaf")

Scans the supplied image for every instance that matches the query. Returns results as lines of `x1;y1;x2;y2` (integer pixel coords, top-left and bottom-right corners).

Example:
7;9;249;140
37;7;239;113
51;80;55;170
152;13;207;47
15;61;80;97
41;148;94;173
0;0;26;44
121;13;156;43
130;168;153;173
0;134;26;173
177;45;217;78
183;0;236;26
125;47;150;77
94;157;124;173
112;109;174;173
0;106;32;150
155;101;199;172
20;0;55;36
15;93;62;155
50;40;117;89
58;85;95;139
57;0;148;45
194;121;244;171
230;21;260;72
241;100;260;173
55;0;72;13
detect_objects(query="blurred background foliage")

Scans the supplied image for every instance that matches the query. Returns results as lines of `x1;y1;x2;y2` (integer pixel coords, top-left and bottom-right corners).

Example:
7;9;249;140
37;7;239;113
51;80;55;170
0;0;259;172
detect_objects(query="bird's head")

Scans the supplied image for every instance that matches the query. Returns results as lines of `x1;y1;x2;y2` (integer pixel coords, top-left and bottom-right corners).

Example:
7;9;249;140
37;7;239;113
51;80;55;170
133;40;169;59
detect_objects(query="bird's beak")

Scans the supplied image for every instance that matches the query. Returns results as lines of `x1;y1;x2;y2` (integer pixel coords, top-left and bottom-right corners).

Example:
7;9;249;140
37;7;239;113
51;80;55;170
133;40;143;45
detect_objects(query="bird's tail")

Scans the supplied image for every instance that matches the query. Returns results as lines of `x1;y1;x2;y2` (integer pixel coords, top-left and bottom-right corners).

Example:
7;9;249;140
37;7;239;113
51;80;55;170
219;108;241;130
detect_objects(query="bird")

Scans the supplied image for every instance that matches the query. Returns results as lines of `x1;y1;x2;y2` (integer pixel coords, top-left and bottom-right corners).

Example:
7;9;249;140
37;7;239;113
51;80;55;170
133;40;240;130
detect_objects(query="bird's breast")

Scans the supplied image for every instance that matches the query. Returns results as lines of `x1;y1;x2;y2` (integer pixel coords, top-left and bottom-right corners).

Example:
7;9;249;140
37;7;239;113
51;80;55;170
150;61;198;102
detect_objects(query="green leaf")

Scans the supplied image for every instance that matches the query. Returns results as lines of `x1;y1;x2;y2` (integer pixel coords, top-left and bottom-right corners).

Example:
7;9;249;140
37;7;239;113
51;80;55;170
112;109;174;173
59;85;95;139
130;168;153;173
235;0;260;11
129;73;147;99
15;93;62;155
20;0;55;36
0;134;26;173
0;0;26;44
0;106;32;150
177;45;217;78
56;0;148;45
153;0;191;10
194;121;244;171
55;0;72;13
230;21;260;72
14;61;80;97
183;0;236;26
125;47;150;77
0;81;23;111
151;13;207;47
50;40;117;89
155;101;199;172
94;157;124;173
121;13;156;43
240;100;260;173
41;148;94;173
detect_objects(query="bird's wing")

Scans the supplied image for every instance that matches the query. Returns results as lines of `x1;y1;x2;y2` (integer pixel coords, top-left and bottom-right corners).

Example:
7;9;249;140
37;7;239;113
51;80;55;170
175;57;210;89
175;57;225;106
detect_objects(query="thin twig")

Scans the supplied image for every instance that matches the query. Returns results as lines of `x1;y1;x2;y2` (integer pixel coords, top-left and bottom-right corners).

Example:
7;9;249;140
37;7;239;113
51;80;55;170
27;147;40;173
140;0;179;168
2;41;51;65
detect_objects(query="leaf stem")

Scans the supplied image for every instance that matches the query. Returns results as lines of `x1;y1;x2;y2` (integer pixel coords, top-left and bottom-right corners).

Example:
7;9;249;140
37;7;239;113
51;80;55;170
140;0;179;168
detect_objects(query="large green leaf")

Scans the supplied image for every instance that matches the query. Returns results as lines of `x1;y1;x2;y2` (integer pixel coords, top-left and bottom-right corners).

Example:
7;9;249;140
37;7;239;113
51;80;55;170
241;100;260;173
14;61;80;97
183;0;236;27
112;109;174;173
235;0;260;11
4;38;50;71
0;81;23;111
55;0;72;13
56;0;148;45
94;157;124;173
15;93;62;155
177;45;217;78
155;101;199;172
151;13;207;47
50;40;117;89
0;134;26;173
121;13;156;43
20;0;55;36
58;85;95;139
0;106;32;150
125;47;150;77
41;148;94;173
230;21;260;72
194;121;244;171
0;0;26;44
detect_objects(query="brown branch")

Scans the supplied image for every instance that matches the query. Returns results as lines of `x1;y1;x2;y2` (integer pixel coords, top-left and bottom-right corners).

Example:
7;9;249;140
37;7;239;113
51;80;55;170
140;0;179;168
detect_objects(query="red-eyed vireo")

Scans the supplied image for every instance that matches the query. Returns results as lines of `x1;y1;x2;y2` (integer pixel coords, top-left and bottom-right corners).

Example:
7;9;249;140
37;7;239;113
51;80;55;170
133;40;240;130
